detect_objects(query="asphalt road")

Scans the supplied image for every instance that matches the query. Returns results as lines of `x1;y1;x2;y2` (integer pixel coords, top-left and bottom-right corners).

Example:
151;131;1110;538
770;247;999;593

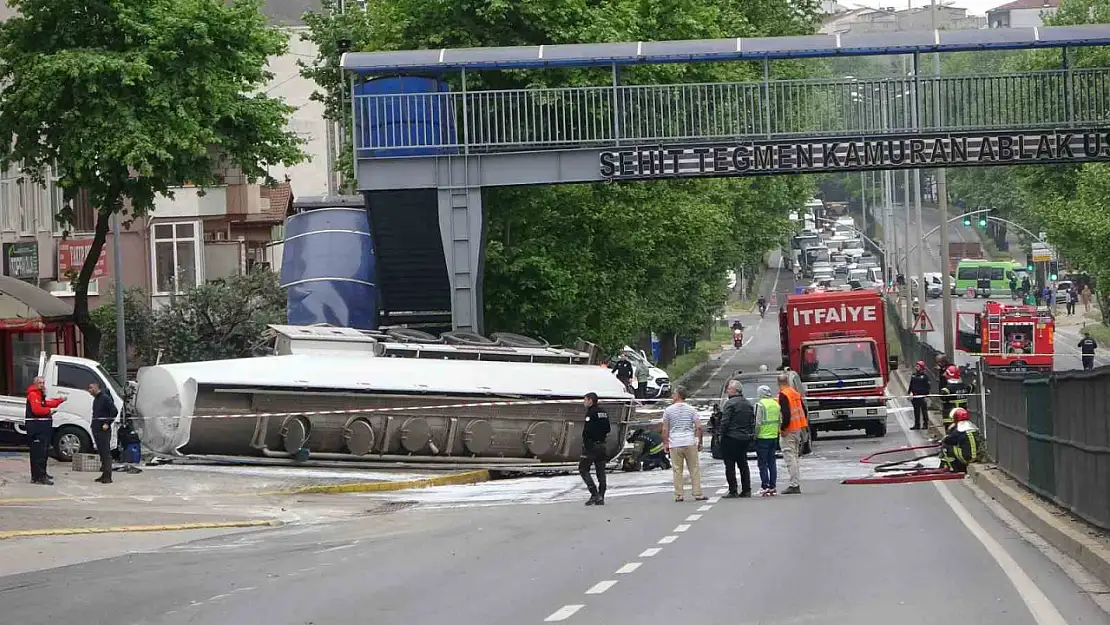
1;260;1106;625
879;202;1106;370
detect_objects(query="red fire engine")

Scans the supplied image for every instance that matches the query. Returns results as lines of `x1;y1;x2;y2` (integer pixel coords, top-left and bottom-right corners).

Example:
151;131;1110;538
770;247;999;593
955;301;1054;372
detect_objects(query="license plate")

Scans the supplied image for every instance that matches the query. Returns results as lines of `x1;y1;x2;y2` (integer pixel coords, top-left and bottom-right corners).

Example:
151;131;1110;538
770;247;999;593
833;409;850;418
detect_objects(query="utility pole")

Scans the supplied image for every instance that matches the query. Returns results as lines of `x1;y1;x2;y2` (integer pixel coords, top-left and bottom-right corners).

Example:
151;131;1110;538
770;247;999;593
860;171;868;236
112;212;127;386
931;0;955;359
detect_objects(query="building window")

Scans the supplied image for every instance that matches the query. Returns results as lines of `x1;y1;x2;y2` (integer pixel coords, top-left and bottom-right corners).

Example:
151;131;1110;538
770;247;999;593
17;178;35;236
48;170;65;235
151;221;200;294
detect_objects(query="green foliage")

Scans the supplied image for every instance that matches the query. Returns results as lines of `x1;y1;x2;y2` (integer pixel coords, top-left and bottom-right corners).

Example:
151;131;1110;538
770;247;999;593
91;271;286;368
0;0;307;356
301;0;819;356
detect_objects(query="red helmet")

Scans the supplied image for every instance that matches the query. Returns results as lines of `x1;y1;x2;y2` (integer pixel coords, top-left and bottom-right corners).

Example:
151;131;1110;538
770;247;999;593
951;407;970;422
915;360;926;371
945;365;961;379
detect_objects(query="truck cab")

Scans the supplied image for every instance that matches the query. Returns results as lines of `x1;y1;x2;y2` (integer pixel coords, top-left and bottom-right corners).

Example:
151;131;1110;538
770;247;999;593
0;355;125;461
956;301;1054;372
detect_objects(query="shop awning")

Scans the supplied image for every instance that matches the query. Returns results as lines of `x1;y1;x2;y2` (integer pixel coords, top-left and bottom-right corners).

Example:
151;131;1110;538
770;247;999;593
0;275;73;320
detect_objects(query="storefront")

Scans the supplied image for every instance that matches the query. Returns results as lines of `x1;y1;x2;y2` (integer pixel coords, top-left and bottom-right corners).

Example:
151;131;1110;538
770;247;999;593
0;275;79;396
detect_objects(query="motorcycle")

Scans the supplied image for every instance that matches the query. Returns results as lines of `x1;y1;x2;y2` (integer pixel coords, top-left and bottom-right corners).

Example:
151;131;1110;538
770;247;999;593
758;301;767;318
733;328;743;349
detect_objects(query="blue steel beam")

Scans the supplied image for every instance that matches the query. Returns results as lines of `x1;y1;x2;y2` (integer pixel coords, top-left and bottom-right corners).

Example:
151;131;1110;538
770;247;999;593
342;25;1110;73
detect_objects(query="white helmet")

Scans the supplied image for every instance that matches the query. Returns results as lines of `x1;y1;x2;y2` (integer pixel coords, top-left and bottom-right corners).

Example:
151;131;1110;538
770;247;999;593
759;364;769;372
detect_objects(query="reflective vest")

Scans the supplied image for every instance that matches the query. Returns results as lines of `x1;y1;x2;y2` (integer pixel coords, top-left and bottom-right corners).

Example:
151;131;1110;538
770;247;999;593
757;398;781;439
779;387;808;432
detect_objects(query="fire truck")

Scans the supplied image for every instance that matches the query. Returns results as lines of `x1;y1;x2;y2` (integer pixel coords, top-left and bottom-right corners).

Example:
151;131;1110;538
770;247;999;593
779;290;897;438
955;301;1054;372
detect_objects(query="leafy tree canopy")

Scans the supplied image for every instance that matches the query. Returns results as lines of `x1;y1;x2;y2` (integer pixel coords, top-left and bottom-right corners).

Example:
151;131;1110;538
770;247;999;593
0;0;307;356
302;0;819;356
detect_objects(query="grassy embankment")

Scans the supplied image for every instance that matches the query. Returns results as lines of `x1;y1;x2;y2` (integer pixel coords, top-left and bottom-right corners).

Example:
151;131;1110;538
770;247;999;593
665;325;733;381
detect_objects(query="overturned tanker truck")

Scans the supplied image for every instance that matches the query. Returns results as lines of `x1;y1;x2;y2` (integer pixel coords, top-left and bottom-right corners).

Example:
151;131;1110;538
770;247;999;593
134;325;633;466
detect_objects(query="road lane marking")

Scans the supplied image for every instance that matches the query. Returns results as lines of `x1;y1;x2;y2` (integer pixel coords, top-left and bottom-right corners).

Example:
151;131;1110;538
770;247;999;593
707;496;721;503
615;563;641;574
889;393;1068;625
685;514;702;521
658;535;677;544
545;605;584;622
715;488;729;494
697;505;712;511
674;524;691;532
585;580;617;595
207;594;231;602
639;548;661;557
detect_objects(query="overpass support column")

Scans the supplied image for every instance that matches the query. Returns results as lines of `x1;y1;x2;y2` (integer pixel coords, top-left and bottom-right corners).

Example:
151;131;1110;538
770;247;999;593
437;156;485;333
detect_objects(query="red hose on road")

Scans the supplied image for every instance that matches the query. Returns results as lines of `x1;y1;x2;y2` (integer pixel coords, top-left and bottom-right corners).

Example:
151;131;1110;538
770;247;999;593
841;471;965;485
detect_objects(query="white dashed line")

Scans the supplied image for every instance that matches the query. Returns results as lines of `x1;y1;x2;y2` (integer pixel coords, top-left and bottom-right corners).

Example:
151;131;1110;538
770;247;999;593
685;514;702;521
715;488;729;494
615;562;641;574
545;605;584;622
674;524;691;532
207;594;231;602
585;580;618;595
697;505;712;512
658;535;678;544
707;496;721;503
639;548;662;557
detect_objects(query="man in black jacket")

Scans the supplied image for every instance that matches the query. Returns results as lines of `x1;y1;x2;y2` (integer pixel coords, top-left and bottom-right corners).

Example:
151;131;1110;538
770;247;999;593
611;353;634;394
718;380;754;498
579;392;611;506
1078;331;1098;370
88;382;118;484
908;361;932;430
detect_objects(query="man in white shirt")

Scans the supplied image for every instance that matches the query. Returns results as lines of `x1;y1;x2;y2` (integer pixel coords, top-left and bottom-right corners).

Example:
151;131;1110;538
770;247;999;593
662;385;706;502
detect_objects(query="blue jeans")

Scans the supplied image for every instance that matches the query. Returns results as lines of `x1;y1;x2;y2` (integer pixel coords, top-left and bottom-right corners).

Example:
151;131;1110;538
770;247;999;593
755;438;778;490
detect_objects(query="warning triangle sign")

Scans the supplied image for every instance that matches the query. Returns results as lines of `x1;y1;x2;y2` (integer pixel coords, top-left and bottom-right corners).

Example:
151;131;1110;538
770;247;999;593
912;310;935;333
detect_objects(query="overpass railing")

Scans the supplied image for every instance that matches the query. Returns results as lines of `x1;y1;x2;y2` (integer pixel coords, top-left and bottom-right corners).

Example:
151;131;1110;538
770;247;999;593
354;68;1110;156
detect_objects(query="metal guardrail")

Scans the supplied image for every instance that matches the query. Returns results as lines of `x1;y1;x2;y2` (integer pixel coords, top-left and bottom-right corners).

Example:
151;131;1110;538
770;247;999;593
353;69;1110;155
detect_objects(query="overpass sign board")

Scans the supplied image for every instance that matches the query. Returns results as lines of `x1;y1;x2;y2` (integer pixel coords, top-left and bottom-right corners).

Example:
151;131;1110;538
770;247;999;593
599;130;1110;180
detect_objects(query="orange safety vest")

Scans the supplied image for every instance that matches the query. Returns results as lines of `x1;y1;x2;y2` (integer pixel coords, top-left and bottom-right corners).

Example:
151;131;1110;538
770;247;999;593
779;387;808;432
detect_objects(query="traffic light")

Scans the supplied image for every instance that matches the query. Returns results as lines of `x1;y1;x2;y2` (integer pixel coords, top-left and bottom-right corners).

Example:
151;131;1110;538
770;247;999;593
962;215;971;227
1048;260;1059;281
1026;255;1034;272
978;216;987;228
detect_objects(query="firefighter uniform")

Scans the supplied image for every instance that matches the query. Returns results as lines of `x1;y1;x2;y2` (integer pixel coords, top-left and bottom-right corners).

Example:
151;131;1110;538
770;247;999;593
941;420;984;473
940;377;973;427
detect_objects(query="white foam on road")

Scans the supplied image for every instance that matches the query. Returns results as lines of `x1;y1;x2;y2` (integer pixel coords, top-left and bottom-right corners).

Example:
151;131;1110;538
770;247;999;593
147;464;432;482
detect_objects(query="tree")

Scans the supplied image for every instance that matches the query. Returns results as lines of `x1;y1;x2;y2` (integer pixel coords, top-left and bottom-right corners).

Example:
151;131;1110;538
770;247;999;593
302;0;819;357
89;287;158;376
0;0;307;358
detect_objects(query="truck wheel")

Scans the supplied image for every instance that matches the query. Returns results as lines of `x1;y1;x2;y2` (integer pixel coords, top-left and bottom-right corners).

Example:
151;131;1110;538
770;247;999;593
52;426;91;462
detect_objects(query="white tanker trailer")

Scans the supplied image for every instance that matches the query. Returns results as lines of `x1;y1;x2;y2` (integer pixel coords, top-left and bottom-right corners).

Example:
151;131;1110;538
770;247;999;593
133;325;633;464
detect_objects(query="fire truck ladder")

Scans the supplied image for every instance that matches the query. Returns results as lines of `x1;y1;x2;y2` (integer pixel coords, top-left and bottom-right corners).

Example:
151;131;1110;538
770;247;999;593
986;312;1003;354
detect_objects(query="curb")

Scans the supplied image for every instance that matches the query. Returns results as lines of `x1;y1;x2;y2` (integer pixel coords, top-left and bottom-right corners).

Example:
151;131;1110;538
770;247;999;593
0;519;280;541
969;464;1110;589
285;469;491;495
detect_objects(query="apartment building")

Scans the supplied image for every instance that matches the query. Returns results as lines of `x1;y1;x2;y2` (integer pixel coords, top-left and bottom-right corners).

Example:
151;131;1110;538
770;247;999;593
987;0;1059;28
821;4;986;35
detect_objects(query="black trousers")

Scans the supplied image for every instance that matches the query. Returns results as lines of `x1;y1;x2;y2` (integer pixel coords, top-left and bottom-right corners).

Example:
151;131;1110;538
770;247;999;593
94;426;113;477
1083;355;1095;370
911;398;929;429
26;420;51;481
721;437;751;495
579;441;608;496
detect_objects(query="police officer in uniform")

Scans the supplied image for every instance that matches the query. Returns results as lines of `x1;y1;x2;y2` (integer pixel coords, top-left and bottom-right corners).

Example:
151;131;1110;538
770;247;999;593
908;361;932;430
579;392;611;506
1078;331;1098;371
611;353;634;394
25;376;66;485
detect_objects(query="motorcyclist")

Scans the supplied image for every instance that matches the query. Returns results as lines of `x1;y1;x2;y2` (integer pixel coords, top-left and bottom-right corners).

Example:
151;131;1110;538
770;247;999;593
757;296;768;317
623;428;669;471
940;408;984;473
939;365;973;428
731;320;744;348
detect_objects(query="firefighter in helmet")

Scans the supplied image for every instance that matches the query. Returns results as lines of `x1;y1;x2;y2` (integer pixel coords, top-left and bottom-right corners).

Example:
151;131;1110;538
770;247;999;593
940;408;984;473
939;365;973;428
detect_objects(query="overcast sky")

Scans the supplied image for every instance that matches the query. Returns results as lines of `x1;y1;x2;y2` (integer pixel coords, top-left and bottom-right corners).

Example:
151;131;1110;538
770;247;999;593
846;0;1009;16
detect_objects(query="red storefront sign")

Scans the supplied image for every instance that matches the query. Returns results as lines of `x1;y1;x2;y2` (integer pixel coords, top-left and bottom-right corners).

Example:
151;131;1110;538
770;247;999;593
57;238;109;280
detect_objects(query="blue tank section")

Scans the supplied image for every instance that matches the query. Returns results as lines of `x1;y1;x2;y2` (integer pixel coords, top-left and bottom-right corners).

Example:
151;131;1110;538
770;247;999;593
280;207;378;330
354;76;458;158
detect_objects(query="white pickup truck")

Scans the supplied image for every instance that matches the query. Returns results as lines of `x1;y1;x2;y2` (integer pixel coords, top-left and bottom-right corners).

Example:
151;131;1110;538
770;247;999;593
0;354;125;461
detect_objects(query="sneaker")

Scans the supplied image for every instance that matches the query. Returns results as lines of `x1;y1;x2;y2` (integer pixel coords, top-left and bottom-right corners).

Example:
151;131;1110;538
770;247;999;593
783;486;801;495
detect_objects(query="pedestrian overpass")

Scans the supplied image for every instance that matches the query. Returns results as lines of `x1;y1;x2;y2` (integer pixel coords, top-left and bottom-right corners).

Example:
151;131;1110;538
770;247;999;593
341;25;1110;332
